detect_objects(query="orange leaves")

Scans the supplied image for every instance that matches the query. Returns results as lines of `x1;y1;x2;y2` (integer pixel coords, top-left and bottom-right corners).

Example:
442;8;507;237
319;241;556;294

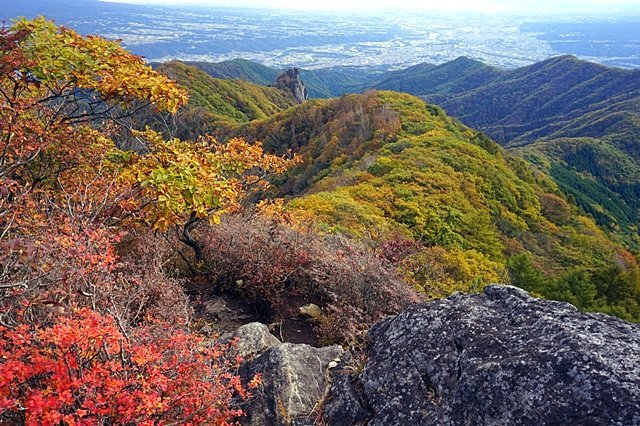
0;309;248;425
121;130;297;232
0;19;285;424
215;137;296;176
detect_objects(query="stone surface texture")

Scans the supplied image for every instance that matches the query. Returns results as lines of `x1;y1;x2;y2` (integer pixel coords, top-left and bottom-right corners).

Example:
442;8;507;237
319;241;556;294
239;340;343;425
275;68;308;103
231;287;640;425
339;285;640;425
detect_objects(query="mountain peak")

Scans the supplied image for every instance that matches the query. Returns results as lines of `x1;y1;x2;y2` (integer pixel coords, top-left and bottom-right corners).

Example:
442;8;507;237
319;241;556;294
447;56;486;66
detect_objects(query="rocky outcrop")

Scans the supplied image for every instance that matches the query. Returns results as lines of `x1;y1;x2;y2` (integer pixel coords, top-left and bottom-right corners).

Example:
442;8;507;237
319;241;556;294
230;323;343;425
275;68;308;103
322;358;371;426
220;322;281;359
231;287;640;425
323;285;640;425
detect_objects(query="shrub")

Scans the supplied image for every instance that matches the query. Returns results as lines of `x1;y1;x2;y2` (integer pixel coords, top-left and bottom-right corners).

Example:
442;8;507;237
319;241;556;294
0;20;258;423
0;223;190;332
198;214;420;343
0;308;256;425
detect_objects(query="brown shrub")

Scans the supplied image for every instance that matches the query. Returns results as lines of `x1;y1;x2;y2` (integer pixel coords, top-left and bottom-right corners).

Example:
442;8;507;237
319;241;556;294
198;214;421;343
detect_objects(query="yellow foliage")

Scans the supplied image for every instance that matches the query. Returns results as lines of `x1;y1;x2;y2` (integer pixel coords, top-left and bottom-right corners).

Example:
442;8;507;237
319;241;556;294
121;130;297;231
403;246;505;297
13;17;188;113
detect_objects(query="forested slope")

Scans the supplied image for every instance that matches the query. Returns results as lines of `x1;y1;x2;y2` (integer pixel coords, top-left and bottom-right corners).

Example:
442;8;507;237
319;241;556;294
368;56;640;246
219;91;640;320
156;61;297;124
179;58;382;98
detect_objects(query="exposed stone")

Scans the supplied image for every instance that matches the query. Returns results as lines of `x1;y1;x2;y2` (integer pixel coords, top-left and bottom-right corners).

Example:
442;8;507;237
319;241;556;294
322;355;371;426
275;68;308;103
239;342;344;425
203;298;233;317
299;303;324;321
327;285;640;425
220;322;281;359
196;294;261;336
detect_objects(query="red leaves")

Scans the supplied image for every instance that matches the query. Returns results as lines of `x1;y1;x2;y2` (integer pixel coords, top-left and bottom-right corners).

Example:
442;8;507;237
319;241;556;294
0;19;261;425
0;309;248;425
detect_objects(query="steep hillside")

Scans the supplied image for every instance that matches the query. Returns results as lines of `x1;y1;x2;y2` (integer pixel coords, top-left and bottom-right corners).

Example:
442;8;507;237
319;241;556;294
517;138;640;243
365;56;640;148
440;57;640;245
367;56;504;102
299;66;382;98
224;91;640;320
367;56;640;245
437;56;640;146
155;61;296;125
184;58;280;86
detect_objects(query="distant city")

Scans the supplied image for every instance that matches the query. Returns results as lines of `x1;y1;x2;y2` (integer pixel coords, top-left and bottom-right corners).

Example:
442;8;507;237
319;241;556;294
3;0;640;70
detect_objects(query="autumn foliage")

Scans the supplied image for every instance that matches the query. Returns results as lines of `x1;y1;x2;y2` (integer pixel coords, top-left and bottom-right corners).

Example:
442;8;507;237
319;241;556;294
198;214;419;343
0;309;256;425
0;18;286;424
121;131;296;259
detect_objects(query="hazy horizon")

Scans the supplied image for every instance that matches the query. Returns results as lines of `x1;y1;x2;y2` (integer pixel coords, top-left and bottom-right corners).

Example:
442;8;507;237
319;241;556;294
5;0;639;69
100;0;640;14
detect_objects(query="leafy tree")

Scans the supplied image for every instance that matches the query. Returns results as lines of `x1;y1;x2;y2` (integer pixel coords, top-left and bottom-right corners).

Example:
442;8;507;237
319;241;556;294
0;18;187;309
11;17;187;119
507;253;547;294
591;265;639;305
550;268;598;310
121;131;296;260
1;19;276;423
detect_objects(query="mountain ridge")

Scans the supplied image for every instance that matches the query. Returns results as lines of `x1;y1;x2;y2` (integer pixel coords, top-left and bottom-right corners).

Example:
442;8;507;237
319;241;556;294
364;55;640;245
155;61;297;124
156;56;640;245
147;59;640;319
214;89;639;319
172;58;383;99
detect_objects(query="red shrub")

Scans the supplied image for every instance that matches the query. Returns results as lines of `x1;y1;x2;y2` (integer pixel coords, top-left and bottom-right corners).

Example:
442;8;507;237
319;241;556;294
0;224;190;331
0;308;256;425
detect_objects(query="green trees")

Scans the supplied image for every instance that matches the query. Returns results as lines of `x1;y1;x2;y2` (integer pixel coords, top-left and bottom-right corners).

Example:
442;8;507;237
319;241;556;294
507;254;640;321
507;254;547;294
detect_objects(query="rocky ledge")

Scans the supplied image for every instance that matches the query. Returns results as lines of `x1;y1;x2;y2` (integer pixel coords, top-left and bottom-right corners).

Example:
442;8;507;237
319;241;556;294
275;68;308;103
230;286;640;425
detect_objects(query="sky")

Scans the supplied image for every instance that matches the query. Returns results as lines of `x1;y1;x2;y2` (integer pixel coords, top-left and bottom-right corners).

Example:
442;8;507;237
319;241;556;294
100;0;640;13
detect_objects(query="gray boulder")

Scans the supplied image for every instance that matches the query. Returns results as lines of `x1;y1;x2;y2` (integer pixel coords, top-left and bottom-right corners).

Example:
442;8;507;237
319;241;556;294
322;356;371;426
220;322;281;359
324;285;640;425
239;342;343;425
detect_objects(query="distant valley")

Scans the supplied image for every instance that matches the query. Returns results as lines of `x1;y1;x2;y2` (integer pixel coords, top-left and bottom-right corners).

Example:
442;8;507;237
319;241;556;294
3;0;640;69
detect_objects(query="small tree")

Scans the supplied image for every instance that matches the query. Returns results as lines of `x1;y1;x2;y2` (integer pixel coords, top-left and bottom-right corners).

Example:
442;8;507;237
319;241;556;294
0;18;188;315
121;131;297;261
0;19;270;423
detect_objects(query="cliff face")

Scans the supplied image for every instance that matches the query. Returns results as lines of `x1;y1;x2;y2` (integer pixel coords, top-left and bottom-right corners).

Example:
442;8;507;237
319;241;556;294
275;68;309;103
233;286;640;425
